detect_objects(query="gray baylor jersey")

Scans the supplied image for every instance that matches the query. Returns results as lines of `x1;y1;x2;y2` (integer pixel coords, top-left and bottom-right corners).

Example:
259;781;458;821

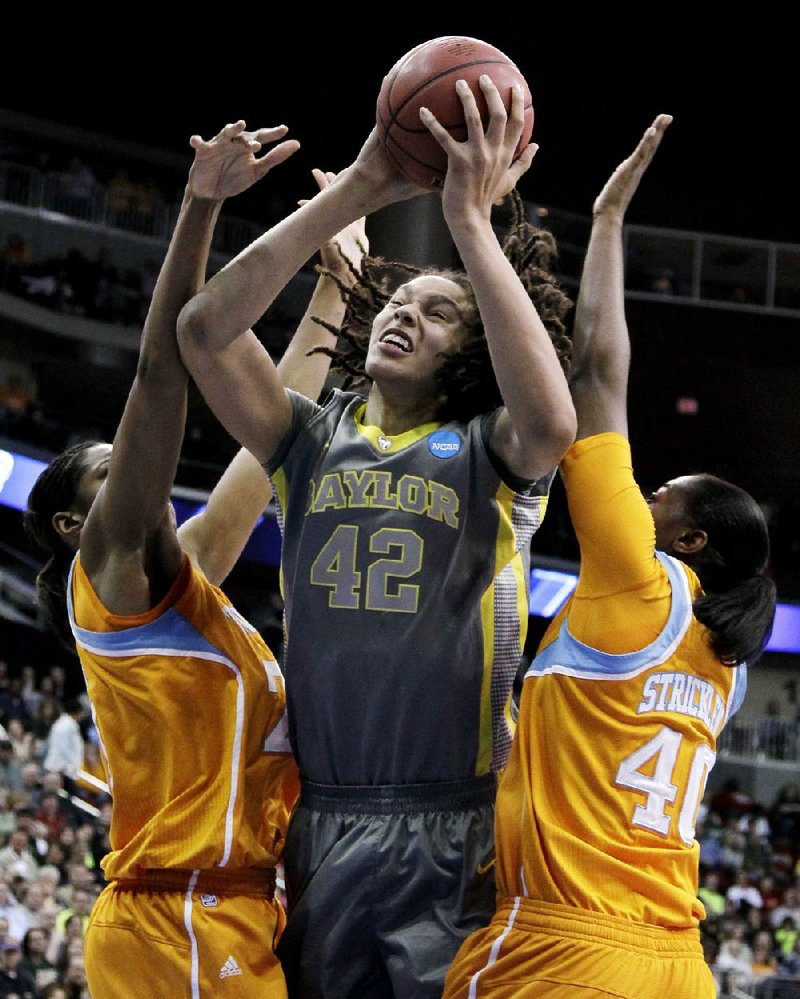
267;389;552;785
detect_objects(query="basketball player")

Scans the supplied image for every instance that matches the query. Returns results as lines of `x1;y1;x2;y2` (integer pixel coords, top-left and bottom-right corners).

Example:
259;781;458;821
177;78;576;997
23;121;366;998
442;115;777;998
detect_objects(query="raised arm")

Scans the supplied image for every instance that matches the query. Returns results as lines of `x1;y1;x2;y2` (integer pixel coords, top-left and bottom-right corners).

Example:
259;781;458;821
178;173;368;586
569;114;672;440
422;77;576;482
177;131;418;465
80;122;299;604
277;169;368;396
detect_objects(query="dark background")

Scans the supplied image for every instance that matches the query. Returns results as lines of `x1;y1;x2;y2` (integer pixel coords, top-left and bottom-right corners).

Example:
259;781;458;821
2;18;795;243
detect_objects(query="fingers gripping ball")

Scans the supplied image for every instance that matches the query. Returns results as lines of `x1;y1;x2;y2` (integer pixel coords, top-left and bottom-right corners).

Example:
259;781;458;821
376;35;534;190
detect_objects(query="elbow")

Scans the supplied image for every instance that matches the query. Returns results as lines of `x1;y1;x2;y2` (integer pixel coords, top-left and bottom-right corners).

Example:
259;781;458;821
515;407;577;480
533;406;578;471
176;295;215;367
549;407;579;460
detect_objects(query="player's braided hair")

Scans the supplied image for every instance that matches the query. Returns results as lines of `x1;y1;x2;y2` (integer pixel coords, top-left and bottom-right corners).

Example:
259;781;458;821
309;190;573;422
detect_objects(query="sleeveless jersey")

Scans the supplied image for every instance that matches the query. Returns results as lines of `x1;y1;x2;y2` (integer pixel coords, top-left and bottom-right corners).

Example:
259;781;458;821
266;388;552;785
68;553;299;882
494;432;747;928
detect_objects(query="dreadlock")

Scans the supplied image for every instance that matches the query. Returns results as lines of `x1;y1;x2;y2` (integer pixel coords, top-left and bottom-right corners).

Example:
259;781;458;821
309;190;573;422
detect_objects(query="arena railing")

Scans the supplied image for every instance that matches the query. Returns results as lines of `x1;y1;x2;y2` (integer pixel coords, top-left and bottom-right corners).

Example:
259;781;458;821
3;158;800;317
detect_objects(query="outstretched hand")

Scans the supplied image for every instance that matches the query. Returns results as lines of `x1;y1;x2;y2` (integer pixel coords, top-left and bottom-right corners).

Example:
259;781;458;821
592;114;672;220
188;120;300;201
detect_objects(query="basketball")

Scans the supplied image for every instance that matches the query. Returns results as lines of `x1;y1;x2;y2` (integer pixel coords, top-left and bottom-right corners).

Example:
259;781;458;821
376;35;534;190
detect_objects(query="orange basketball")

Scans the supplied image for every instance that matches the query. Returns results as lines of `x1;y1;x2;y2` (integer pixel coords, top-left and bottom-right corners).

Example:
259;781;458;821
376;35;534;190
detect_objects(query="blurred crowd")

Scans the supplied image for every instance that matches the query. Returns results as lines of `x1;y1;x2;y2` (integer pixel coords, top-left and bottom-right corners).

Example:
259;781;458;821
0;646;796;997
0;657;108;998
699;778;800;997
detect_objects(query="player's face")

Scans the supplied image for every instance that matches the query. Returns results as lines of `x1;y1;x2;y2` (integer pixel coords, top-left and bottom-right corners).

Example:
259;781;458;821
366;275;474;395
647;475;696;552
74;443;113;516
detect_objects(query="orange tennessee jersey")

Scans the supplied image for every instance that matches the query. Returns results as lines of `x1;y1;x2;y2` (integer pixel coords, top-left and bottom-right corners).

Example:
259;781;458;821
68;553;299;882
495;434;746;928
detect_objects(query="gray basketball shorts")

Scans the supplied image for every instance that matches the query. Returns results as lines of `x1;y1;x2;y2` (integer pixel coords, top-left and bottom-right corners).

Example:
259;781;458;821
277;773;498;999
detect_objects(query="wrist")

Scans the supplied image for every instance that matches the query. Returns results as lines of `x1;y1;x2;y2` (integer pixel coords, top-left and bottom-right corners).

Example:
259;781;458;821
591;210;625;227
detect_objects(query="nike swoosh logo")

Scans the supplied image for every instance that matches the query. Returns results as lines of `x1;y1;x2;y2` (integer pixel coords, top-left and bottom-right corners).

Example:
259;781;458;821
476;857;496;875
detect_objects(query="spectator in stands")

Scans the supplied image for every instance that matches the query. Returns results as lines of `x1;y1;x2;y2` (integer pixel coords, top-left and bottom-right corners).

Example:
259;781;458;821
129;175;161;235
0;883;23;943
58;948;88;999
770;782;800;844
17;668;41;723
774;914;799;959
19;925;58;994
0;741;22;794
0;676;32;730
715;934;754;993
70;829;96;883
13;807;48;866
0;375;33;425
699;870;728;919
712;777;756;822
84;244;121;322
57;157;97;220
758;874;785;920
40;983;67;999
51;912;85;973
0;793;14;842
727;869;766;914
34;866;62;904
53;885;93;940
36;896;59;938
720;819;748;871
105;168;137;223
38;773;68;811
4;721;32;769
771;885;800;931
33;792;70;844
0;830;39;884
0;935;37;998
0;233;32;295
41;700;84;797
16;763;42;807
29;698;59;763
778;928;800;977
45;670;65;707
10;881;46;939
59;248;95;318
698;810;727;867
750;927;779;979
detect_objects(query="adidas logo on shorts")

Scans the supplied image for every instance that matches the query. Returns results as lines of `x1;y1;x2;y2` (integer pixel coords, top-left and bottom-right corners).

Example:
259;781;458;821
219;955;243;979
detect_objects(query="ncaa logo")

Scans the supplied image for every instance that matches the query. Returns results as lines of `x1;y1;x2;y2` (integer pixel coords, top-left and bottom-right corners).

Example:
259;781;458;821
428;431;461;460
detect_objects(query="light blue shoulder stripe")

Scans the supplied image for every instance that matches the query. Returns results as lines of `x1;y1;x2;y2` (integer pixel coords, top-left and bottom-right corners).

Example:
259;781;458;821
526;551;693;680
66;558;224;661
727;663;748;719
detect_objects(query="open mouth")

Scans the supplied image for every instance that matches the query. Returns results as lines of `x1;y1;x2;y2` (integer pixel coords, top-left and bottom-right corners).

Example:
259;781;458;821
380;330;413;352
